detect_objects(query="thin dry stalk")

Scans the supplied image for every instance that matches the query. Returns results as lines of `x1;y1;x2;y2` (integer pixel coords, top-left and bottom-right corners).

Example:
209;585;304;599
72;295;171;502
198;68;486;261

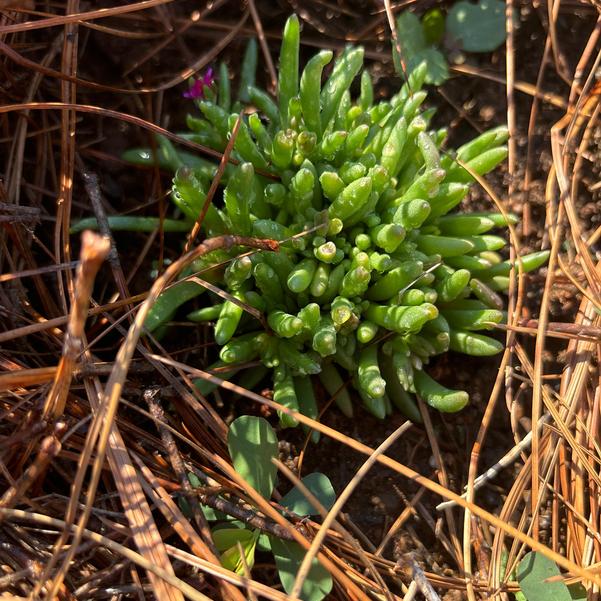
42;231;109;422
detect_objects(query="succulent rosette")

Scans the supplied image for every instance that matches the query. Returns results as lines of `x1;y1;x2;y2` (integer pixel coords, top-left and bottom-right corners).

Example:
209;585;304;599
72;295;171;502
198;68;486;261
108;15;548;424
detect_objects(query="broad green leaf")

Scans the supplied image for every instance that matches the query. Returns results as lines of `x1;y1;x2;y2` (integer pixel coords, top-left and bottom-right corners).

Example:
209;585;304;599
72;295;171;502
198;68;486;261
516;552;575;601
280;473;336;516
228;415;278;499
270;537;333;601
567;583;588;601
447;0;506;53
393;11;449;85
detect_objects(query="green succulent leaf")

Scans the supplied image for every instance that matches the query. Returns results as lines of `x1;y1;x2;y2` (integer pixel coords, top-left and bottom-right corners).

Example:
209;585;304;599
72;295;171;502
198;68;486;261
113;13;551;428
144;279;206;333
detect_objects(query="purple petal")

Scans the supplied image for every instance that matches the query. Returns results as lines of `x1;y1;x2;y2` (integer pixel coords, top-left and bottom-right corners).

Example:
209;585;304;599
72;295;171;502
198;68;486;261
202;67;214;87
183;79;203;99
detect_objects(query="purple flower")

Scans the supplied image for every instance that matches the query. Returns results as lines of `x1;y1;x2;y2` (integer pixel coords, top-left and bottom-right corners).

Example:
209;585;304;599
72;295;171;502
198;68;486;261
183;67;214;99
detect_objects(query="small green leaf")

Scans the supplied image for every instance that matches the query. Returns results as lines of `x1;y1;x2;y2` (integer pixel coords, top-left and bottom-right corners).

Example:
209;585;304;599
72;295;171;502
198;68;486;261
270;537;333;601
423;8;445;45
257;533;272;552
412;48;449;86
394;11;426;58
567;583;587;601
393;11;449;85
447;0;507;53
280;473;336;516
516;552;574;601
213;527;259;574
201;503;228;521
213;526;256;551
228;416;278;499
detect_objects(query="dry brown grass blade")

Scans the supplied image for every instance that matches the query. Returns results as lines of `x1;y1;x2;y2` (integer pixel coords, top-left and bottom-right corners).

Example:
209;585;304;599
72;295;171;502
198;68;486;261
0;7;239;97
0;423;65;513
132;453;246;601
484;12;601;582
37;373;185;600
0;0;176;34
443;150;527;596
0;101;226;161
247;0;276;90
0;366;62;391
3;33;60;208
53;0;80;315
152;11;249;94
3;3;600;598
0;292;147;345
450;63;574;111
417;401;463;571
0;230;109;487
0;507;213;601
143;388;218;549
42;231;109;422
0;260;78;283
120;0;230;76
34;235;277;599
86;384;185;601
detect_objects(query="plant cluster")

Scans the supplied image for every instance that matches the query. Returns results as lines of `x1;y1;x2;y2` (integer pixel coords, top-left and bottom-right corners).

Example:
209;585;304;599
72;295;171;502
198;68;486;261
99;15;549;424
196;414;335;600
391;0;509;86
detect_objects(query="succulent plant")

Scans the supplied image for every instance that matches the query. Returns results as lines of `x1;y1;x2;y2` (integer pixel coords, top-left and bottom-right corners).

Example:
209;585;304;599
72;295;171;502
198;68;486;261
114;15;548;423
